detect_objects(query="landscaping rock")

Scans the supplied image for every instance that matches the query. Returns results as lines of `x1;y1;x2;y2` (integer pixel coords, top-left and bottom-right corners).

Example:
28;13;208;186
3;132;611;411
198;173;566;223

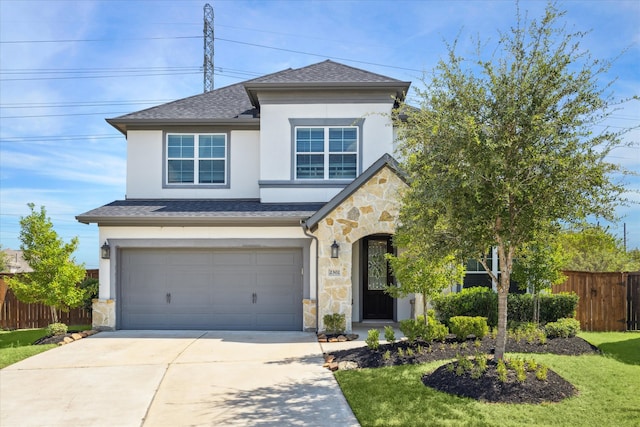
338;361;359;370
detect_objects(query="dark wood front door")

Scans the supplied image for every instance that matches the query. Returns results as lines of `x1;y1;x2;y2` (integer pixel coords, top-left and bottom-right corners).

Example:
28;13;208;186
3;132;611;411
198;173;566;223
362;236;394;320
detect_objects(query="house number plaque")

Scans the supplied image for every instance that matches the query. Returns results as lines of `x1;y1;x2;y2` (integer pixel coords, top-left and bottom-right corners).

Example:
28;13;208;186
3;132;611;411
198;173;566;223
328;269;341;277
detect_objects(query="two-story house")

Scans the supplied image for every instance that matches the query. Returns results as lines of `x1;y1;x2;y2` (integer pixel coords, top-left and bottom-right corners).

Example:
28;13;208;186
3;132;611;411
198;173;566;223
77;60;415;332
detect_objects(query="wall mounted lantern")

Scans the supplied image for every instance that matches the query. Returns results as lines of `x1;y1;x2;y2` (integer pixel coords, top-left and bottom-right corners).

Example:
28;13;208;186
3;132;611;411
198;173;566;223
331;240;340;258
101;241;111;259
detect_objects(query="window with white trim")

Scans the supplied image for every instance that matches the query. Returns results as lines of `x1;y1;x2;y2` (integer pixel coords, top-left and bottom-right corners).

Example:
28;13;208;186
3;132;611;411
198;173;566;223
295;127;358;179
166;133;227;185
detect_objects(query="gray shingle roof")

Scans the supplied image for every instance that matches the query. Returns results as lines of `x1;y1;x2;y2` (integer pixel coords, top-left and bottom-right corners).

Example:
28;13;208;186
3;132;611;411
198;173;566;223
107;60;411;134
76;199;325;226
249;60;406;84
113;83;257;121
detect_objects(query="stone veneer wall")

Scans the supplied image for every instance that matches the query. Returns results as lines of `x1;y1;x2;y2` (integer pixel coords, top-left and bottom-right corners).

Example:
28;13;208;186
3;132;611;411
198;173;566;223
92;299;116;331
311;166;406;332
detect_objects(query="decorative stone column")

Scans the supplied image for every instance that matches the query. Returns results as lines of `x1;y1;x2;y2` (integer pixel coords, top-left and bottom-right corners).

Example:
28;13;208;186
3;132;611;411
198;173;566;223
92;299;116;331
302;298;317;331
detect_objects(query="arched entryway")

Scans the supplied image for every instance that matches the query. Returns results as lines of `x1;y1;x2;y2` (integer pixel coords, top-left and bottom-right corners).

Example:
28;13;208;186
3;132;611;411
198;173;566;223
357;234;396;321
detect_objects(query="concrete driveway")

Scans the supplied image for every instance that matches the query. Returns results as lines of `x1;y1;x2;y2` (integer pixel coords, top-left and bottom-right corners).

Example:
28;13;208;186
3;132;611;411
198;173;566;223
0;330;359;426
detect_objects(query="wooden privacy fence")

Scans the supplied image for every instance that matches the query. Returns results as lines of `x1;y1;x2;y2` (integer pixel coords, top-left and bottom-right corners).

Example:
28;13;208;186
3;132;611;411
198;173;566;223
553;271;640;332
0;269;97;330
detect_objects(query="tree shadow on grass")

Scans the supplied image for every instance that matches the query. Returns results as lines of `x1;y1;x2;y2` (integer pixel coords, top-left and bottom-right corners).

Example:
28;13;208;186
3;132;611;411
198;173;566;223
597;337;640;365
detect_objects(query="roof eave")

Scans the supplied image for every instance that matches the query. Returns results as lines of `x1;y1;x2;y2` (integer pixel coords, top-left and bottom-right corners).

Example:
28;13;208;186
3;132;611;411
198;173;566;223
76;214;310;227
244;81;411;107
106;117;260;135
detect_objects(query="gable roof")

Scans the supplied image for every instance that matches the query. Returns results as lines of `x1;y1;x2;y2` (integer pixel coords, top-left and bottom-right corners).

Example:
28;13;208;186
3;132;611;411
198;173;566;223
302;153;408;231
107;60;411;134
244;60;410;107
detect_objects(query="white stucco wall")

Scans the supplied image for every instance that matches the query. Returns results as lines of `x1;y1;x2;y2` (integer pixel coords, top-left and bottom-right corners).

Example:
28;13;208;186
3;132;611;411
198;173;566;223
259;186;344;203
258;101;395;202
125;129;260;199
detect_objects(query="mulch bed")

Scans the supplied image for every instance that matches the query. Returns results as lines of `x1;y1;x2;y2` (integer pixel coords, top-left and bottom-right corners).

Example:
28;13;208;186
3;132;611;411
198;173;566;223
326;335;599;404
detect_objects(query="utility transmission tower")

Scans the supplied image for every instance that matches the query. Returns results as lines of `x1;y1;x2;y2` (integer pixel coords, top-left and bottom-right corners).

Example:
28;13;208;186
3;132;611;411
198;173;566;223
203;3;214;92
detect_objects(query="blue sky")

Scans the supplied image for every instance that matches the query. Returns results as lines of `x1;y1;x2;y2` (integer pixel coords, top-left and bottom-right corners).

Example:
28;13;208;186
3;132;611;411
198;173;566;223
1;0;638;268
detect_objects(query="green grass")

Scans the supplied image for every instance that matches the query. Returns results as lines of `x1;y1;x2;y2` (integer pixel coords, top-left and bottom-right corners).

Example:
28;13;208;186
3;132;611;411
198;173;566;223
0;328;50;349
0;345;57;369
335;333;640;427
579;331;640;365
0;325;91;369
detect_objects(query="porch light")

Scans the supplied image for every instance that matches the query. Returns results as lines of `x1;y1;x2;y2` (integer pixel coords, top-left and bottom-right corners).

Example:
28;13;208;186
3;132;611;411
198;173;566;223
101;241;111;259
331;240;340;258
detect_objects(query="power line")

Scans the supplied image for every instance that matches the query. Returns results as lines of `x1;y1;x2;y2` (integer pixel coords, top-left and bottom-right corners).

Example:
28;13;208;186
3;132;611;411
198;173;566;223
1;111;130;119
0;71;200;82
0;36;200;44
0;100;173;109
1;134;123;142
215;37;424;74
0;66;199;75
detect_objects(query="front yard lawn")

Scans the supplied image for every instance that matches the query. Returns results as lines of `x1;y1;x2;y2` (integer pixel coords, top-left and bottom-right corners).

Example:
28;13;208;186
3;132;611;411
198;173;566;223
335;332;640;427
0;325;91;369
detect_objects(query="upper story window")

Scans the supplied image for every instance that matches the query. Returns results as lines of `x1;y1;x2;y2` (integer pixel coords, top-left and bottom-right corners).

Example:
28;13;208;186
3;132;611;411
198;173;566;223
166;133;227;185
295;127;358;180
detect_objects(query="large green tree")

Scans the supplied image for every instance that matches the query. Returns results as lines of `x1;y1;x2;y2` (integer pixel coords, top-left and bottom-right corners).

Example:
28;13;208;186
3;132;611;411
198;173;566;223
558;225;640;272
7;204;87;323
394;2;628;359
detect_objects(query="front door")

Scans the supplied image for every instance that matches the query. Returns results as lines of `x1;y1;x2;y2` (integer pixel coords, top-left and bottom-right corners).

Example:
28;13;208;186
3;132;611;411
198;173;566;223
362;236;394;319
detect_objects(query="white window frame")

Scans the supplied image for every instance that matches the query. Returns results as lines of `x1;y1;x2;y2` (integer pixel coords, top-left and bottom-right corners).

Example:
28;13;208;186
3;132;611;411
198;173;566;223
165;133;228;186
294;126;359;180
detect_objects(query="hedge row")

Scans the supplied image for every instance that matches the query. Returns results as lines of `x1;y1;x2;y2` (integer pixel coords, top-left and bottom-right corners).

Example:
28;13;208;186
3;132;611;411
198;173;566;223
432;287;578;327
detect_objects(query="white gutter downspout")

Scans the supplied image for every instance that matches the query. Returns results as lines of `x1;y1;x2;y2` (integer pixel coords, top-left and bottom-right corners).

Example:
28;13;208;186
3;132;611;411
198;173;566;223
300;219;319;332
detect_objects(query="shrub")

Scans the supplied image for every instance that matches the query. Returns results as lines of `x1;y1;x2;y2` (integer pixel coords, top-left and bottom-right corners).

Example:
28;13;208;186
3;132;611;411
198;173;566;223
449;316;489;340
536;364;548;381
365;329;380;350
384;325;396;343
399;315;449;343
433;287;579;326
79;277;99;311
418;314;449;342
323;313;346;334
496;359;508;382
509;322;547;344
545;317;581;338
539;293;579;323
433;287;497;327
47;323;68;336
399;319;419;343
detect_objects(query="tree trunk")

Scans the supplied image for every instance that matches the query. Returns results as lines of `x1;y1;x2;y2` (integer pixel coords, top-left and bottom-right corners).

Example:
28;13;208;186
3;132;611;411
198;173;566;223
495;286;508;359
50;306;58;324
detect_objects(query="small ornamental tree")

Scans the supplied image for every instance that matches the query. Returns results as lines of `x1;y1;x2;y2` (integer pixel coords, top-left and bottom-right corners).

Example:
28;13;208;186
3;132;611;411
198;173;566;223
6;204;87;323
512;236;566;324
386;230;466;326
394;3;629;359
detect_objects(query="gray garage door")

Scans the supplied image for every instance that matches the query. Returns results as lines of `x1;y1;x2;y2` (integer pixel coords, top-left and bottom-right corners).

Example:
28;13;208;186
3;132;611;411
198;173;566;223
119;248;303;330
